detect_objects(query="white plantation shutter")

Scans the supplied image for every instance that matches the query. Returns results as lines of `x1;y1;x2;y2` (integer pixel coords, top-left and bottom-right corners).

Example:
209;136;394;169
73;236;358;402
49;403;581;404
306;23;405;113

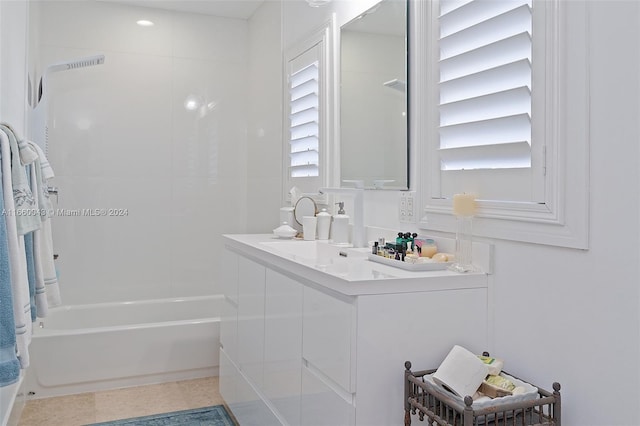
438;0;536;201
282;21;332;200
289;61;319;177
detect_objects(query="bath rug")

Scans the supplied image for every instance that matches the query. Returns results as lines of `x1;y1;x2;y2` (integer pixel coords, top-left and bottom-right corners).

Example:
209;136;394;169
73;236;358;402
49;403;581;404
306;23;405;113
88;405;235;426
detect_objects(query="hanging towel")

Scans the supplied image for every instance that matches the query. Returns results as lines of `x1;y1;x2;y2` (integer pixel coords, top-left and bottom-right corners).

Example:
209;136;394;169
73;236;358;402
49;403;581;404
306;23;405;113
40;217;60;308
0;125;40;235
0;144;20;387
27;160;49;317
29;142;53;219
24;232;36;321
0;123;38;165
27;142;60;308
0;129;32;369
29;142;54;180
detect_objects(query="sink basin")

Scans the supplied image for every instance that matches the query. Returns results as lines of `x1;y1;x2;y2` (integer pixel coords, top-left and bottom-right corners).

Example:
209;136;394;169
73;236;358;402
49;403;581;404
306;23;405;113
259;240;368;261
260;240;340;259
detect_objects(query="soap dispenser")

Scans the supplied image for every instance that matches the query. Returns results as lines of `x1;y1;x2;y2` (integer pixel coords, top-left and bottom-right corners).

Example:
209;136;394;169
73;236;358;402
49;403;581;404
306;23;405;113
332;202;350;245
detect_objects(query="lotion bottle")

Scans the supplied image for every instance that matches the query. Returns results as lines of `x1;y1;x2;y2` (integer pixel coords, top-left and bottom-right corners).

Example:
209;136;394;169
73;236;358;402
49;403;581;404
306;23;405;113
317;208;331;240
331;202;350;244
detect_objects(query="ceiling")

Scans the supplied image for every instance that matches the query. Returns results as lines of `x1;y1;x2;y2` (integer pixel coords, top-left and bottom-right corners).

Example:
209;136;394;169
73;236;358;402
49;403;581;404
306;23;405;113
101;0;266;19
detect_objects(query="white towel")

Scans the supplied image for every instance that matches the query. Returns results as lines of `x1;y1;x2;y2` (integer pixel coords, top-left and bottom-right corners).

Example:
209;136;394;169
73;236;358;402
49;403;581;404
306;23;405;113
28;142;53;218
27;142;60;307
0;123;38;165
0;125;40;235
28;165;48;318
29;143;54;180
0;130;32;368
41;217;60;307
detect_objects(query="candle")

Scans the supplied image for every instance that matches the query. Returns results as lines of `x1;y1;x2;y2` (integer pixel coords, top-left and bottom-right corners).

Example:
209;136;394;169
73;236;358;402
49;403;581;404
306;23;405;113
452;193;477;217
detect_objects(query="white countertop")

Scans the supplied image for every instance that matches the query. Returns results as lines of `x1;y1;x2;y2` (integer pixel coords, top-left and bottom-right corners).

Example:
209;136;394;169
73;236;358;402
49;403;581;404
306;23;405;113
223;234;488;297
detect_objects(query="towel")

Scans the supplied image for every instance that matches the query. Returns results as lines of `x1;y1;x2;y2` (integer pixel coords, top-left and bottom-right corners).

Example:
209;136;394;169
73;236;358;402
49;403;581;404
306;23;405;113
0;123;38;165
41;217;60;308
29;142;54;219
0;145;20;387
0;129;32;369
24;232;36;321
0;125;40;235
29;142;54;180
27;160;49;316
27;142;60;308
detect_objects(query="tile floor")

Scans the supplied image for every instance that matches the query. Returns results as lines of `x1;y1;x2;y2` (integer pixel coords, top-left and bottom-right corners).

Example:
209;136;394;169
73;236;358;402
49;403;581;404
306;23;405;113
17;376;224;426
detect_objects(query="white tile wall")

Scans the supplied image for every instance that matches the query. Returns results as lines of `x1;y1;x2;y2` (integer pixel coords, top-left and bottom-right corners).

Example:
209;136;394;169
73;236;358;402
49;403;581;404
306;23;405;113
33;1;254;304
246;1;283;233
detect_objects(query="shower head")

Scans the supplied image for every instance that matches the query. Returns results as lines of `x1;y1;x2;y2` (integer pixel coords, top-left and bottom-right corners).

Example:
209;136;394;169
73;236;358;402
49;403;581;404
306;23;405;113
383;78;406;93
45;54;105;75
32;53;106;155
37;54;105;103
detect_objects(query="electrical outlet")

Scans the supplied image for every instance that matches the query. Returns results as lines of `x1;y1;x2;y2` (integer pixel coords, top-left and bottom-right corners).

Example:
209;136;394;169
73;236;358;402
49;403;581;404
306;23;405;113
399;191;416;223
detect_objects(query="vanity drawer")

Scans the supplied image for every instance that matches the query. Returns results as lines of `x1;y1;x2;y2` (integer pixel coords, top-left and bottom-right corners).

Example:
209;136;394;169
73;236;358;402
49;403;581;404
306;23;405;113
219;347;239;410
302;286;356;393
301;364;355;426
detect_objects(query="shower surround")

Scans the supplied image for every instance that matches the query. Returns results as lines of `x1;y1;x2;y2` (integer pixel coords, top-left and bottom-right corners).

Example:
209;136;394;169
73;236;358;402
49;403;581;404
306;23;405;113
30;0;251;304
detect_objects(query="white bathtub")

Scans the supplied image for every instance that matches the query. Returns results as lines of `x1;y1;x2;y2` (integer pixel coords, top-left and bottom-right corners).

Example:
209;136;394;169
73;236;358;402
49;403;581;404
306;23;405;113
25;295;221;399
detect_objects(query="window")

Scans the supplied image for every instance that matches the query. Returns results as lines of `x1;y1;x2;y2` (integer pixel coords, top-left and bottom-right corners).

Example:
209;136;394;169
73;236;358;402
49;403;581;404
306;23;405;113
438;0;538;202
283;20;334;199
417;0;590;248
289;54;320;178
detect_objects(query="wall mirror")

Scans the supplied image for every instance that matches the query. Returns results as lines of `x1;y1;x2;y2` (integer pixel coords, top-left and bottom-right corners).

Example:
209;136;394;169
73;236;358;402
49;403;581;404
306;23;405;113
340;0;408;190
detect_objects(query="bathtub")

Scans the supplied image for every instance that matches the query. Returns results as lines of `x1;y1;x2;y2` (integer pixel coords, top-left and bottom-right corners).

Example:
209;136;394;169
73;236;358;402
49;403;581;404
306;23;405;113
25;295;221;399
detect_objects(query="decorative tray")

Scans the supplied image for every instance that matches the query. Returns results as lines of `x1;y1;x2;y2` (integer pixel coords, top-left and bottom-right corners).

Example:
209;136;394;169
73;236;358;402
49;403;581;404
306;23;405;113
367;254;451;271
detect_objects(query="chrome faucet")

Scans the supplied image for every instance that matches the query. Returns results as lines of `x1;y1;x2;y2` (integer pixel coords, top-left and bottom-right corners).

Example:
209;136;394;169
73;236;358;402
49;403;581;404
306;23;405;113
319;187;365;248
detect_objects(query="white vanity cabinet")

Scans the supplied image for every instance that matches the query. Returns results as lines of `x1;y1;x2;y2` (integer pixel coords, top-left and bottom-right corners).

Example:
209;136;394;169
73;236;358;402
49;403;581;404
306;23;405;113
220;235;489;426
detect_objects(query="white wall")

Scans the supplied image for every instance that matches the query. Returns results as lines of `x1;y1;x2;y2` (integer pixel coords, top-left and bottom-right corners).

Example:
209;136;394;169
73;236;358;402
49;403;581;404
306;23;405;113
33;1;250;304
283;0;640;424
0;0;29;136
246;1;283;232
486;3;639;424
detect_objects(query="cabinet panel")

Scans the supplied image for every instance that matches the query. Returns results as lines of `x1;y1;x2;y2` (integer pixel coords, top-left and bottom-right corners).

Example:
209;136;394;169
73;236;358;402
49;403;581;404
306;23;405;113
220;297;238;363
231;363;282;426
221;248;239;305
301;365;355;426
264;269;303;426
219;348;239;410
237;256;266;388
302;286;355;393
